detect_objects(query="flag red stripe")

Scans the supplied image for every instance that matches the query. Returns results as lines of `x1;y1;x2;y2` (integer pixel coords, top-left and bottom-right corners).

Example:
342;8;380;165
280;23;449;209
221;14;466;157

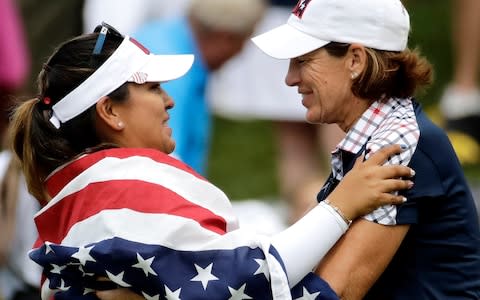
46;148;204;199
36;179;226;244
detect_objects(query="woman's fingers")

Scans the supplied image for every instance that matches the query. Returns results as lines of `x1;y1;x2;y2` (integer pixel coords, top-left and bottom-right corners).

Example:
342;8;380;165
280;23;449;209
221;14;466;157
376;165;415;179
378;178;414;193
376;192;408;206
363;144;404;166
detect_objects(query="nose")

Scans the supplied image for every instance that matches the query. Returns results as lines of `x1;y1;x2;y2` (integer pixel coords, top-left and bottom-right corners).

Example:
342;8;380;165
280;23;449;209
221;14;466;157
165;94;174;110
285;59;300;87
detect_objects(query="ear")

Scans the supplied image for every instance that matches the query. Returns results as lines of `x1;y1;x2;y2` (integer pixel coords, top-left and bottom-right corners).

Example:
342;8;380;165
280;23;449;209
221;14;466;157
95;97;124;131
346;43;367;76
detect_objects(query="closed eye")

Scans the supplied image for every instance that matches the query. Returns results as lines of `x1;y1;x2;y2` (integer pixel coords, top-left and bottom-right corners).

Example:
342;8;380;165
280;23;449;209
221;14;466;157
293;56;311;65
149;82;162;92
295;58;307;64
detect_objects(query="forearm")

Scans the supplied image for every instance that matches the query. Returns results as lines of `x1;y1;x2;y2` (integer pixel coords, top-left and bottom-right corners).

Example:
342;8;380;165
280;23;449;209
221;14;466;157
271;202;349;287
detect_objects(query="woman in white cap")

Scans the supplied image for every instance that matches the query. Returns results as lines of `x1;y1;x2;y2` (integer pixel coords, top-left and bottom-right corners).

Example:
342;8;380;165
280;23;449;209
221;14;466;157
10;23;414;300
252;0;480;299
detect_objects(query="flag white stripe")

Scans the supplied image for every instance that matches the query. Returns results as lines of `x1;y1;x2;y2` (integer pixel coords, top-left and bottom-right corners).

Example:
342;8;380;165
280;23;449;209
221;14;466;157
62;208;264;251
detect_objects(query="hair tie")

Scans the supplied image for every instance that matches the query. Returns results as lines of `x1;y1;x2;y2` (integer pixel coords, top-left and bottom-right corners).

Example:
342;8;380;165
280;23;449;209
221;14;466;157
38;96;53;110
43;96;51;106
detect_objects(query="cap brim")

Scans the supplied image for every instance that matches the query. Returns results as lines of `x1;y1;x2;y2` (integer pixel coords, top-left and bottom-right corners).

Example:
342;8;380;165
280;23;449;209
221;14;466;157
252;24;329;59
138;54;195;82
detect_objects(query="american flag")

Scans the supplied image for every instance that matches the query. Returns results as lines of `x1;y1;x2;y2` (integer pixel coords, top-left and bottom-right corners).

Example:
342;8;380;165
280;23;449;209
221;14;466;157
30;148;338;299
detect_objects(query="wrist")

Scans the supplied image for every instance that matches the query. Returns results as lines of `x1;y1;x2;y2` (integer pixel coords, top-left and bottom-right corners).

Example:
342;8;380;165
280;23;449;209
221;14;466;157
323;198;353;227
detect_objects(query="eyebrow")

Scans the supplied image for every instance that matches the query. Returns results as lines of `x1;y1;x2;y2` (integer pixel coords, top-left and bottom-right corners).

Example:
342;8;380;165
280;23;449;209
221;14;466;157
296;54;311;61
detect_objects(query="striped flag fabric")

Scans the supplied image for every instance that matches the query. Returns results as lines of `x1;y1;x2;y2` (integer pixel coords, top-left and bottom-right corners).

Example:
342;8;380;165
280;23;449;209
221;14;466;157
30;148;338;299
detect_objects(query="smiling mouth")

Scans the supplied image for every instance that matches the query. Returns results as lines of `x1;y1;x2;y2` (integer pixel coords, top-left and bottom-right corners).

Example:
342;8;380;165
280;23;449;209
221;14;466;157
301;92;313;101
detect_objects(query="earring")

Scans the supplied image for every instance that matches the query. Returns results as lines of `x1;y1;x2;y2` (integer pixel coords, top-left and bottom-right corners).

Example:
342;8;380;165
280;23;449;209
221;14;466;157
117;121;124;129
351;72;359;80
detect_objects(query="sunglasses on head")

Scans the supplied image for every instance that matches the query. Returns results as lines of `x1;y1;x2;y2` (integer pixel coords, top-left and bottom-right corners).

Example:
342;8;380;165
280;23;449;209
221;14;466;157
92;22;124;55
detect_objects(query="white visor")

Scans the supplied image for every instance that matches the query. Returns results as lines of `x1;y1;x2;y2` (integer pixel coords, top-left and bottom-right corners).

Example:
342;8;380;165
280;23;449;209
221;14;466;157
49;36;194;128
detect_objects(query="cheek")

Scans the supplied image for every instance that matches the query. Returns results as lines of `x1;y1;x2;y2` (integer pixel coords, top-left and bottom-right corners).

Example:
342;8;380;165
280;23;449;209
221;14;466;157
311;78;342;115
318;72;348;99
304;66;327;88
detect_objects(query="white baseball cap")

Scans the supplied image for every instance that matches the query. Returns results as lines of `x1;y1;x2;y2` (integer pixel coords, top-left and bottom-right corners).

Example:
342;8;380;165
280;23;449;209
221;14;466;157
49;35;194;129
252;0;410;59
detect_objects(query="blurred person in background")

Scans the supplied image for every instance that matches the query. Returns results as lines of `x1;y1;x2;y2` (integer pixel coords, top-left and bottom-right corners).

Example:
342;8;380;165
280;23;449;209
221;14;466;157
0;0;29;109
208;0;345;224
0;1;40;299
253;0;480;298
133;0;267;175
439;0;480;166
82;0;192;34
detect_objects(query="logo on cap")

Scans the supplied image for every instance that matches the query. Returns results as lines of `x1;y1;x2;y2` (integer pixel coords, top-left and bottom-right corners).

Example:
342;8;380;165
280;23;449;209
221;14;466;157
292;0;312;18
130;72;148;84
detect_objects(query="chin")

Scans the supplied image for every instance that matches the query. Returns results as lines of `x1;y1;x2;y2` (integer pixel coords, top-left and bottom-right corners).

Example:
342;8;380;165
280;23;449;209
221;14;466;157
305;112;321;124
165;142;176;154
156;141;175;155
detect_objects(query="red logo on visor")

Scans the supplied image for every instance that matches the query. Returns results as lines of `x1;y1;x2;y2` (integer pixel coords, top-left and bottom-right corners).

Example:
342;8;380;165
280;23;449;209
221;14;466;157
129;37;150;54
292;0;312;18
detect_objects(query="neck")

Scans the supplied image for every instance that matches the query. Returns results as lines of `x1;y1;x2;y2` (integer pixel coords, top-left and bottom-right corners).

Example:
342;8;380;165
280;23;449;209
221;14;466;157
339;97;373;133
